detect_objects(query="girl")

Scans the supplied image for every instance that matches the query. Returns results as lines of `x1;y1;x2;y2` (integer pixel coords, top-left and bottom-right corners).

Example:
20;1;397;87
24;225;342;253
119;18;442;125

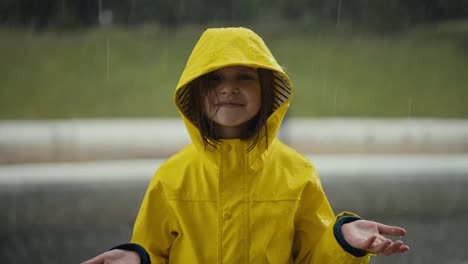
82;27;409;264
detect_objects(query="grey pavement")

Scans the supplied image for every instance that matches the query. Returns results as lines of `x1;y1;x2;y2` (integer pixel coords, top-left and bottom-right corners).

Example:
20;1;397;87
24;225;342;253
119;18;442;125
1;154;468;263
1;168;468;264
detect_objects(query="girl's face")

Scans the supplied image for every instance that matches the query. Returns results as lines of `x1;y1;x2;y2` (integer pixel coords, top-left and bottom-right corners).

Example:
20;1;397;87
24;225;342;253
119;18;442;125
203;66;262;139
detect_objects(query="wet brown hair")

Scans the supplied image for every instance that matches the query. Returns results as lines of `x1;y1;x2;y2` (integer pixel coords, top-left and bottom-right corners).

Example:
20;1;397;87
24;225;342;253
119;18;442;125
186;67;274;152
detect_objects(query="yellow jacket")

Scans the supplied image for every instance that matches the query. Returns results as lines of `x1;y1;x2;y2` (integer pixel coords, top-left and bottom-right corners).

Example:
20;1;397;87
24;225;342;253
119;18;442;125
131;27;370;264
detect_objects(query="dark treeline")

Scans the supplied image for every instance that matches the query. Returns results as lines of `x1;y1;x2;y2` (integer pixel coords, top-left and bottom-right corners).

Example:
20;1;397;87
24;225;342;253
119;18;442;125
1;0;468;31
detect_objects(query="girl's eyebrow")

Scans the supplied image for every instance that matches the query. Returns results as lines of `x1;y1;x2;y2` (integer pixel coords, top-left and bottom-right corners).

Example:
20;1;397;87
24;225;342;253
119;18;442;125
237;69;257;74
238;72;256;76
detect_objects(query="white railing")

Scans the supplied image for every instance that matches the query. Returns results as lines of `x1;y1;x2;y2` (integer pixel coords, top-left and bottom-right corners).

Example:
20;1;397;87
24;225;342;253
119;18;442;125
1;118;467;163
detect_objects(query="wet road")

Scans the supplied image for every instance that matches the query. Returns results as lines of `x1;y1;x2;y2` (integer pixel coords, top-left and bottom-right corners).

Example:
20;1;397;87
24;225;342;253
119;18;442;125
1;176;467;264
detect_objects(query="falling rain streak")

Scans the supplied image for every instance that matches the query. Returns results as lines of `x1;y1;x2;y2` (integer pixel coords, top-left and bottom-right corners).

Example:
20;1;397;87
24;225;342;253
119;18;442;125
106;35;111;81
337;0;342;26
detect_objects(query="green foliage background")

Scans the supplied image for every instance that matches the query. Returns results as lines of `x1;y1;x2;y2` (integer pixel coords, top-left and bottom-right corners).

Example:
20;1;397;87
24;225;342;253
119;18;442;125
1;21;467;119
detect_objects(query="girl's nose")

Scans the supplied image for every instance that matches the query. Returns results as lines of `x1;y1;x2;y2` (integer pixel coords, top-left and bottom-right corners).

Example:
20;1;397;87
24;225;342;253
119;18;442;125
219;82;239;95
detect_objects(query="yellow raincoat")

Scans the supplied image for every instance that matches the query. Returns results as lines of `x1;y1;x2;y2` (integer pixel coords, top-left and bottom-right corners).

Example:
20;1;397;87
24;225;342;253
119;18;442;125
131;27;371;264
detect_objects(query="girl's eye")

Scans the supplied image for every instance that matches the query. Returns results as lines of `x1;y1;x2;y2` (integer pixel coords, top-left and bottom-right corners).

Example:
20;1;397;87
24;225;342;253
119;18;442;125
238;74;255;81
207;73;222;88
208;73;221;82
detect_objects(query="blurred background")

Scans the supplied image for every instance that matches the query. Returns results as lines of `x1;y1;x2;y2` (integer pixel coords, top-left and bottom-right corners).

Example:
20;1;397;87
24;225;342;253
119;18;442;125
1;0;468;263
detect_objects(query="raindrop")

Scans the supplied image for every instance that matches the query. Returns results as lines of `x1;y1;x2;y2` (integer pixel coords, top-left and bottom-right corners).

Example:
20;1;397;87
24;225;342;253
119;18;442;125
337;0;342;26
106;35;110;81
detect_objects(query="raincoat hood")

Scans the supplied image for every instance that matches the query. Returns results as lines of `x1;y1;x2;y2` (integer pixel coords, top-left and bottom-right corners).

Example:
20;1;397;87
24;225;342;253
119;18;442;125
174;27;293;155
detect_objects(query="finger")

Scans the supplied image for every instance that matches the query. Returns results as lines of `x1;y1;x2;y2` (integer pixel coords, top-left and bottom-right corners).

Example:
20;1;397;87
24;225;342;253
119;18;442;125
362;235;377;249
377;224;406;237
371;238;392;254
382;240;403;256
377;239;393;253
80;254;103;264
396;245;411;253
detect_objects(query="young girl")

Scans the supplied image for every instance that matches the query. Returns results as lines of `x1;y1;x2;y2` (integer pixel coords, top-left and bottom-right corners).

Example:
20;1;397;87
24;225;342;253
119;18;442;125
82;27;409;264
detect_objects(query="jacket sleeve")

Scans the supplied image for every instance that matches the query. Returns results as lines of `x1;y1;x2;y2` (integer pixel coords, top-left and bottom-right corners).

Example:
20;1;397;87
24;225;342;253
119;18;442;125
130;170;179;264
292;175;371;264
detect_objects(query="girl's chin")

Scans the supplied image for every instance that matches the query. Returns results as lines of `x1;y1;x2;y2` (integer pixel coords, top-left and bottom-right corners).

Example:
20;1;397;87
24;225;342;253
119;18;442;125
212;114;259;128
214;121;247;128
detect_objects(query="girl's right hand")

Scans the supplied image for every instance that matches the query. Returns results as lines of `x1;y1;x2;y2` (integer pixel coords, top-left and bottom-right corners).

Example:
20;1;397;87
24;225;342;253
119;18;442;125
341;219;410;256
81;249;140;264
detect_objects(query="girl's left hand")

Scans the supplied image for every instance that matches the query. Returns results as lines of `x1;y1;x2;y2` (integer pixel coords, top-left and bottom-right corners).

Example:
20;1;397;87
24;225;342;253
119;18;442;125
341;219;410;256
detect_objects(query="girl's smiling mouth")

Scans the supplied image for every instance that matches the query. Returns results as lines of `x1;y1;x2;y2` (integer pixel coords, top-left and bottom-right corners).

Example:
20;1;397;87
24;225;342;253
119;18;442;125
216;101;244;107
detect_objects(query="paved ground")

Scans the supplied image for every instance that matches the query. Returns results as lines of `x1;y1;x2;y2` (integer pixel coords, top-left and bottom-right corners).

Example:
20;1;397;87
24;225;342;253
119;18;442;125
1;176;467;264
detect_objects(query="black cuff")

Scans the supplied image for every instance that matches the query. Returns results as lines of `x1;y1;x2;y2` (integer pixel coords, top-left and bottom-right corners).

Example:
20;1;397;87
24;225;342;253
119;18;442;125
110;243;151;264
333;216;368;257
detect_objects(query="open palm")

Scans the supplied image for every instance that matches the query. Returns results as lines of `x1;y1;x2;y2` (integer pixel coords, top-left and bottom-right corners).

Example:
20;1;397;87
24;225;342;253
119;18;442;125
341;219;410;256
